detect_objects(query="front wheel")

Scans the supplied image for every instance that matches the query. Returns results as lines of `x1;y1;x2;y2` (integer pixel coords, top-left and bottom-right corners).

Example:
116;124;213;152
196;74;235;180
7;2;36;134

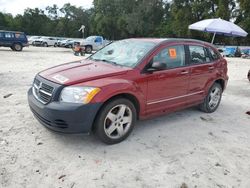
94;98;136;144
199;83;222;113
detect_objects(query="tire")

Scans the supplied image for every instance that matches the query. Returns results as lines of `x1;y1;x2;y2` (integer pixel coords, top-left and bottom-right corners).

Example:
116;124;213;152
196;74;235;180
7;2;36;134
247;70;250;82
12;43;23;51
85;46;92;54
94;98;137;144
43;42;48;47
199;83;222;113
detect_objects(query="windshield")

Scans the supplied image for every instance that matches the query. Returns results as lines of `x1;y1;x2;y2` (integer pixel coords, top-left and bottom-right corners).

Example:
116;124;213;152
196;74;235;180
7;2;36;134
89;40;156;68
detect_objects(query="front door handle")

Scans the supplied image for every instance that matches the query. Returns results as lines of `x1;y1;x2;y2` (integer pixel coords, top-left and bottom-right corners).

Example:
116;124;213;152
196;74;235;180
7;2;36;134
208;66;214;70
158;74;165;79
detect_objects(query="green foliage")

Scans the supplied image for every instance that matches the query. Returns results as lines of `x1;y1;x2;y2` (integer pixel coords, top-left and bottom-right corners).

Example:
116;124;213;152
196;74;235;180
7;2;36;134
0;0;249;45
235;0;250;44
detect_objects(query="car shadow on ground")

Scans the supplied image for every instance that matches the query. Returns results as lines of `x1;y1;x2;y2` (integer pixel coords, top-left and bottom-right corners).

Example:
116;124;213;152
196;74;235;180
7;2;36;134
46;106;203;148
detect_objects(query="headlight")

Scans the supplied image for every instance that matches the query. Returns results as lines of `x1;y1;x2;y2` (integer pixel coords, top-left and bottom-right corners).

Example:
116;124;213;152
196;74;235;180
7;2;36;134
60;86;101;104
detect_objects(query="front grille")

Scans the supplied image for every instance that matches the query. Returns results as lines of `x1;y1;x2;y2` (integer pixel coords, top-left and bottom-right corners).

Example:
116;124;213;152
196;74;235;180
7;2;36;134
32;78;54;104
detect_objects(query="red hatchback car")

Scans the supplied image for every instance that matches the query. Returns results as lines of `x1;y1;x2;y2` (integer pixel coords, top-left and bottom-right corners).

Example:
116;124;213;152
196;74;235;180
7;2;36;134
28;38;228;144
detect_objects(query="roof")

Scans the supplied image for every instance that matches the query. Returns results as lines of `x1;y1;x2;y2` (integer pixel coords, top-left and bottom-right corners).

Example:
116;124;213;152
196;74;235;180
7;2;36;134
126;38;212;46
0;30;25;34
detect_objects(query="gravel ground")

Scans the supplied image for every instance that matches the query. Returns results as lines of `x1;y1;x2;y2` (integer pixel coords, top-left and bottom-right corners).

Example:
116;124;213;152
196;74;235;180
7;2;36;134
0;46;250;188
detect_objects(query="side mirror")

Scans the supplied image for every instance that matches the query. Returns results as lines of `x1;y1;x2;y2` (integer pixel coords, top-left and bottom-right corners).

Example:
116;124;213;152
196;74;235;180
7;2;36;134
150;61;166;70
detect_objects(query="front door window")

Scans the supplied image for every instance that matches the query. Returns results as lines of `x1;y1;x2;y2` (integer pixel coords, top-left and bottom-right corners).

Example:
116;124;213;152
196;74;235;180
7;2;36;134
152;45;186;69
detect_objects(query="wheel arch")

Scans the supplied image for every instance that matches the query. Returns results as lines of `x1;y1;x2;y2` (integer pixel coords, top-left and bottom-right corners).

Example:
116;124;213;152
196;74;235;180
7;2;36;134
85;44;93;49
12;42;22;46
215;79;225;91
12;42;23;51
92;93;140;131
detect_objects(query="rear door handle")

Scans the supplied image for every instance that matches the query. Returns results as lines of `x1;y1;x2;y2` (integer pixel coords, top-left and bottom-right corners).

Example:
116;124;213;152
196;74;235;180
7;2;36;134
180;70;189;75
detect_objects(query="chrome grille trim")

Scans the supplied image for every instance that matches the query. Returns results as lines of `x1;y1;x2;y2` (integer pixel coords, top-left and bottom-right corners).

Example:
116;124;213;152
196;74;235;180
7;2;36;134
32;78;54;104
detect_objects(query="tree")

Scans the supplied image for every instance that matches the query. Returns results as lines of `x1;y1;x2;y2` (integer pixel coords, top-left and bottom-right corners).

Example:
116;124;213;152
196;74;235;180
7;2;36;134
235;0;250;44
0;0;249;45
0;12;7;29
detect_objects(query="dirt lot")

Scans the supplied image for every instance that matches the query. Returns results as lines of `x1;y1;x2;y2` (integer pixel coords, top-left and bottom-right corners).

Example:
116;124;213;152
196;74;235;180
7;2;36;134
0;46;250;188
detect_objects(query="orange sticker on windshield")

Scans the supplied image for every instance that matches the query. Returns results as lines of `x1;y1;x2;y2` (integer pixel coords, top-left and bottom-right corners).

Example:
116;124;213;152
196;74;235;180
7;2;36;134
169;48;177;59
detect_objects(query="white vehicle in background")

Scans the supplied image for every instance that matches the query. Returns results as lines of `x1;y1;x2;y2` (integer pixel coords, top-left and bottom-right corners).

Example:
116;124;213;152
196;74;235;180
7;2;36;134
80;36;111;53
33;37;58;47
28;36;41;45
217;48;225;57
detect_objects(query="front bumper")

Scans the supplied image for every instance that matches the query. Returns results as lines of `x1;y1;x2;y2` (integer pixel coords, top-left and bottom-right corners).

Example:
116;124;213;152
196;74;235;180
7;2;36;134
28;88;102;134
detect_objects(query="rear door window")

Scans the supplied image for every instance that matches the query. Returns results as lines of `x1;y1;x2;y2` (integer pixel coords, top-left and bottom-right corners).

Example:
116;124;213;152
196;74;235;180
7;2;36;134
0;32;4;38
207;48;220;61
4;32;15;38
189;45;210;64
152;45;186;69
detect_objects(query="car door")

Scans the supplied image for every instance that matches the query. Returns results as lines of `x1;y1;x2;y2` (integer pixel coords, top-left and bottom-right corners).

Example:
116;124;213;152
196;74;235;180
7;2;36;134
3;32;15;47
145;44;190;115
186;45;217;104
93;36;103;50
0;32;4;46
51;38;57;46
47;38;53;46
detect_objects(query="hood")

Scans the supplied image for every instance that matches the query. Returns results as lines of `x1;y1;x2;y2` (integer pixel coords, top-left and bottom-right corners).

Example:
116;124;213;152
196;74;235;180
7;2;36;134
35;38;45;42
81;39;91;45
39;59;130;85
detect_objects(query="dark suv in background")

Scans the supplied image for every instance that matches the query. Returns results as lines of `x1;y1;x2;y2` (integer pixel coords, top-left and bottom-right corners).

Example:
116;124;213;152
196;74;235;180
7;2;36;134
0;30;28;51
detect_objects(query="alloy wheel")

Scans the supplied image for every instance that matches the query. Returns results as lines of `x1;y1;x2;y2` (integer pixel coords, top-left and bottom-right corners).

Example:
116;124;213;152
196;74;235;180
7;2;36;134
208;87;221;109
104;104;132;139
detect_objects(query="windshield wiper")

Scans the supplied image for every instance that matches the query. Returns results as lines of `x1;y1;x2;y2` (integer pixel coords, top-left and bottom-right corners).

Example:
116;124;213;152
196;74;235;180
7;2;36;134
91;58;118;66
100;59;118;65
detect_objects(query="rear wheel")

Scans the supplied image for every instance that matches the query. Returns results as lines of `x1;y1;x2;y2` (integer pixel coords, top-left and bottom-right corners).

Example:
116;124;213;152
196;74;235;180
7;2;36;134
94;98;136;144
12;43;23;51
199;83;222;113
43;42;48;47
247;70;250;81
85;46;92;54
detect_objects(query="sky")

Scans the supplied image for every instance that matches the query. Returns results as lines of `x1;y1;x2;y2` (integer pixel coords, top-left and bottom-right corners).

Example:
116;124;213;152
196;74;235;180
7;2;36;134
0;0;93;15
